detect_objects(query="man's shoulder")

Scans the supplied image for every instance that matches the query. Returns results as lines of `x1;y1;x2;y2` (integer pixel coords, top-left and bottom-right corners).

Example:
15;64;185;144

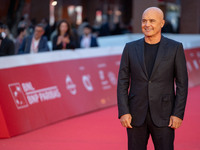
23;35;33;42
91;35;97;40
2;37;14;46
41;36;48;42
162;36;182;46
126;38;144;47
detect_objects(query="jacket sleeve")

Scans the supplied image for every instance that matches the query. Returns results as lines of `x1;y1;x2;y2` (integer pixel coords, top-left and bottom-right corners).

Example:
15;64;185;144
18;37;26;54
39;37;49;52
117;44;130;118
172;43;188;120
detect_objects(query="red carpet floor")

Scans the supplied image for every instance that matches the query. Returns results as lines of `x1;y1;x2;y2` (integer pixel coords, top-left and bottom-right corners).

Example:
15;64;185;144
0;85;200;150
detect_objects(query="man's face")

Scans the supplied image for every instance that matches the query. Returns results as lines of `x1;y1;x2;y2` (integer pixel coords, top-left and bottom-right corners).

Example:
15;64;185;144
141;9;165;38
34;26;44;40
0;28;5;33
83;27;91;36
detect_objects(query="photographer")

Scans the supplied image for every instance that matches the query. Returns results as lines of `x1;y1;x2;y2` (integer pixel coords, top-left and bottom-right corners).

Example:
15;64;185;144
0;22;15;56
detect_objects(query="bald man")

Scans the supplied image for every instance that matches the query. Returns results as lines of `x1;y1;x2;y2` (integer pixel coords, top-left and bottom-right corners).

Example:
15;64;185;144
117;7;188;150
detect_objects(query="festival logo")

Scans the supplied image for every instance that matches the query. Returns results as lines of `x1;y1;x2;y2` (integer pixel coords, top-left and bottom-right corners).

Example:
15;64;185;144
66;75;77;95
82;74;94;91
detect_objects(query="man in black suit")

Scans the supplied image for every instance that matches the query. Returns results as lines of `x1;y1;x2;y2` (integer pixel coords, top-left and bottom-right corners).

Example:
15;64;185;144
18;23;49;54
0;22;15;56
117;7;188;150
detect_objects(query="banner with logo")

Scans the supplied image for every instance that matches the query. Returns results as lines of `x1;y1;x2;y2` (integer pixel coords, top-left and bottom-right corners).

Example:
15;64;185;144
0;46;200;138
0;54;120;138
185;48;200;87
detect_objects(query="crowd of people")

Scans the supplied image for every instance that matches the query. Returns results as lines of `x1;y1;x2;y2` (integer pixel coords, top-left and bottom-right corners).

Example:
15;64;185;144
0;18;102;57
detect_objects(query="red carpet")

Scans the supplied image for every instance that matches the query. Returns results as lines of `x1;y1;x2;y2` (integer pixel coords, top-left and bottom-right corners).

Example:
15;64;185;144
0;86;200;150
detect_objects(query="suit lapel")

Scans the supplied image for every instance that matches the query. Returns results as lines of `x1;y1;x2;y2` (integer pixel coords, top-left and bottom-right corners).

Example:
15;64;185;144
26;36;33;53
136;38;148;79
38;38;42;51
150;36;168;79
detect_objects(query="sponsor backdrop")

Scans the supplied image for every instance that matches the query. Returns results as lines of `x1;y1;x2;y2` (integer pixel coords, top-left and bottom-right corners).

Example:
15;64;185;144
185;47;200;87
0;51;120;138
0;45;200;138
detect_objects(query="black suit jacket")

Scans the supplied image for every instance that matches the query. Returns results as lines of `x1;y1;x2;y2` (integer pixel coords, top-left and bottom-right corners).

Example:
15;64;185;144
117;36;188;127
52;35;76;50
0;37;15;56
18;35;49;54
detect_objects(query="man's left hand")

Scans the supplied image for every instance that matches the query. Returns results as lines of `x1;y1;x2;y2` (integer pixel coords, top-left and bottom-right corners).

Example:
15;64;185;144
168;116;183;129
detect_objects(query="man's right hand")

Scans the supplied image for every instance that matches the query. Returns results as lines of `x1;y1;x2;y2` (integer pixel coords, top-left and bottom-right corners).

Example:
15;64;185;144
120;114;133;128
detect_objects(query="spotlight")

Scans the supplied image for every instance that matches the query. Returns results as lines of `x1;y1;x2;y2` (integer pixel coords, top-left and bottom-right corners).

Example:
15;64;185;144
52;0;57;6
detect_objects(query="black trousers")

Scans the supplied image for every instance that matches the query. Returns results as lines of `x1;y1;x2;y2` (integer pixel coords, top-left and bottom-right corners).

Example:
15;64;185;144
127;111;174;150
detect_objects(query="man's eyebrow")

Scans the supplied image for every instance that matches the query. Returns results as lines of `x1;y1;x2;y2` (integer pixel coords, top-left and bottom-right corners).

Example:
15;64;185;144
142;19;156;21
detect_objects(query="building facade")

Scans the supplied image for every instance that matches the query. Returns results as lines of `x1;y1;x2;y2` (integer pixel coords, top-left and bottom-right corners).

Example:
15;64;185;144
0;0;200;34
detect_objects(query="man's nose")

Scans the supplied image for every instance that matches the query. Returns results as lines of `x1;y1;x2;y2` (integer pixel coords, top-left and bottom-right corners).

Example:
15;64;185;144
145;21;150;26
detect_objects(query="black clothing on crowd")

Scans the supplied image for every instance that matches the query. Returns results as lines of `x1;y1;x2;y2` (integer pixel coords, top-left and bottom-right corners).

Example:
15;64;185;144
52;35;76;50
0;37;15;56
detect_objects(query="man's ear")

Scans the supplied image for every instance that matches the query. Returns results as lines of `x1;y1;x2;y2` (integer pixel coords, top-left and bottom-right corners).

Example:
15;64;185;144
161;20;165;28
